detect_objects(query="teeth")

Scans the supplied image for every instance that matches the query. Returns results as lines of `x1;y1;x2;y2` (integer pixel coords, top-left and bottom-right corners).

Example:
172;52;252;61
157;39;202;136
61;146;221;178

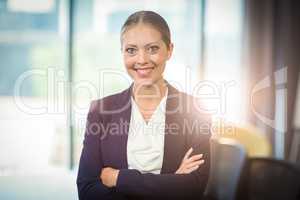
134;67;153;70
135;67;153;76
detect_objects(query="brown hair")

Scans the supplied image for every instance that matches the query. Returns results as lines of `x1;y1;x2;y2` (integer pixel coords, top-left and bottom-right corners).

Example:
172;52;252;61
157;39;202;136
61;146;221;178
121;11;171;49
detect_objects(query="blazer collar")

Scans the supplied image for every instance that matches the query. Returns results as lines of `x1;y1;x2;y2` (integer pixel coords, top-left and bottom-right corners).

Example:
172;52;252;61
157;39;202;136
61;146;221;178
113;82;184;171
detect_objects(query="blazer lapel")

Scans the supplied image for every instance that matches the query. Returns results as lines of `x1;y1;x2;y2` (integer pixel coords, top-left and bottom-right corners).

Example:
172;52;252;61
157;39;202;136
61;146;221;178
102;83;186;172
161;84;186;173
102;86;132;169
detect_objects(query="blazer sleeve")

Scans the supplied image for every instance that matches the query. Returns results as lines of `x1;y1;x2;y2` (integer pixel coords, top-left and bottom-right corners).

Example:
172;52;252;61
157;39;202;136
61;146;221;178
115;120;211;199
76;101;127;200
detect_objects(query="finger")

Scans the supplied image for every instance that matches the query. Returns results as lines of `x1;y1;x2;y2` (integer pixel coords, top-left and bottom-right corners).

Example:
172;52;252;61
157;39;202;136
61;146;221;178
184;154;203;164
175;168;183;174
175;165;186;174
183;147;193;161
189;154;203;161
186;165;200;174
185;159;204;169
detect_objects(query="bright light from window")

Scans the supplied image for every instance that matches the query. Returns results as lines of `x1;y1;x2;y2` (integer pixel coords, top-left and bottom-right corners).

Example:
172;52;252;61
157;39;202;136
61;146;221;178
204;0;244;123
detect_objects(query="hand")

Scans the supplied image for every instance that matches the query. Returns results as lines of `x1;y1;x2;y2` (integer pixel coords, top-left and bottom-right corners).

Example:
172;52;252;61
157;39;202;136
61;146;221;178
100;167;120;188
175;147;204;174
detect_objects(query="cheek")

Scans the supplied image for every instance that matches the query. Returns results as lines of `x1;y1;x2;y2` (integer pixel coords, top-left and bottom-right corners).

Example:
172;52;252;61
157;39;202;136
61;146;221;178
150;53;168;65
123;56;135;69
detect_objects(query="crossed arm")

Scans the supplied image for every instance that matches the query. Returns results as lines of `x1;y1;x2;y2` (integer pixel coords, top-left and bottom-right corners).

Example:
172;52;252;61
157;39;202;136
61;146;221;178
77;131;209;200
101;146;204;186
77;104;210;200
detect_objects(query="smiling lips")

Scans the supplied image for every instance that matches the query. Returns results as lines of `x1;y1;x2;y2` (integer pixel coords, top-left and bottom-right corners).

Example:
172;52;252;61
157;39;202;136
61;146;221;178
134;67;155;77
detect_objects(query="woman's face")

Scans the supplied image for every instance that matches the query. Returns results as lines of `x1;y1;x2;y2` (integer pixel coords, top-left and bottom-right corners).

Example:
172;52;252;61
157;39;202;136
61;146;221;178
121;23;173;86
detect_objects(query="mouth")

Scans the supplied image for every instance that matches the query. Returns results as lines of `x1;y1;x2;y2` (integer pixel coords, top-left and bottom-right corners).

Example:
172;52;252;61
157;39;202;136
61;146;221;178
133;67;155;77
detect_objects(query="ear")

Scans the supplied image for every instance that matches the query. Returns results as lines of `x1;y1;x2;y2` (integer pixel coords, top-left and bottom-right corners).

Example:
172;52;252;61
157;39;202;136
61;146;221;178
167;43;174;60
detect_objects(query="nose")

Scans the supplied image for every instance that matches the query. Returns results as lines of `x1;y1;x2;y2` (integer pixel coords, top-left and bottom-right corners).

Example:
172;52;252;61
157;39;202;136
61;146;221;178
136;50;149;65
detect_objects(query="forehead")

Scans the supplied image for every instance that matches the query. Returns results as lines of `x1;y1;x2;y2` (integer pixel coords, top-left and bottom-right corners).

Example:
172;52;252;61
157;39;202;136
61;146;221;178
121;24;162;46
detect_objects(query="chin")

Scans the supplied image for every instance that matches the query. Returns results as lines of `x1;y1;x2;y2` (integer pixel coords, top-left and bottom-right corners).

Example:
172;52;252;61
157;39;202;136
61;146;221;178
134;78;154;87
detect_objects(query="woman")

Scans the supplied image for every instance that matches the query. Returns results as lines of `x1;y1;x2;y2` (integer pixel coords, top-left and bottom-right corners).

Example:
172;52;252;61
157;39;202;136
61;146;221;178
77;10;211;200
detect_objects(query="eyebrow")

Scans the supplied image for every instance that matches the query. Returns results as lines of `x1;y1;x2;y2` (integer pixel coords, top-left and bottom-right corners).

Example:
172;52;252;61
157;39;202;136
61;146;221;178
125;40;161;48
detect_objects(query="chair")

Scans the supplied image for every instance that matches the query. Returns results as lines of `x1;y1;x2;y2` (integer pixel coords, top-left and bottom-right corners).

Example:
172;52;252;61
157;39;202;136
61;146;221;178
205;137;247;200
212;122;271;157
237;158;300;200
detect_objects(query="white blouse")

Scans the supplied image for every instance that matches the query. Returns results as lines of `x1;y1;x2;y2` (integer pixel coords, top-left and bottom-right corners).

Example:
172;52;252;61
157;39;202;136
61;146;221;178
127;90;168;174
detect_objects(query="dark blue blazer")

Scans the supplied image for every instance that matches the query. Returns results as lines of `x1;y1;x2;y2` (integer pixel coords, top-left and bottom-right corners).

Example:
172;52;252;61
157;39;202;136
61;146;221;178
77;83;211;200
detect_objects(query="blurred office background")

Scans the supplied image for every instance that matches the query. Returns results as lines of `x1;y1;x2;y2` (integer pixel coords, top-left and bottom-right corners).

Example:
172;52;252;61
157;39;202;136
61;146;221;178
0;0;299;199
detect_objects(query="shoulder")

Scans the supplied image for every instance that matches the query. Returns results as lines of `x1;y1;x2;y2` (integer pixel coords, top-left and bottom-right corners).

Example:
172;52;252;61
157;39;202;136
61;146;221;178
169;86;211;138
87;87;131;121
169;85;209;119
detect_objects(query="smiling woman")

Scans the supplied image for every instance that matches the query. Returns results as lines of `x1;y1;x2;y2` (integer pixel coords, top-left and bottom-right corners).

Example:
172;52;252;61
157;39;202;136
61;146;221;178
121;12;173;88
76;11;211;200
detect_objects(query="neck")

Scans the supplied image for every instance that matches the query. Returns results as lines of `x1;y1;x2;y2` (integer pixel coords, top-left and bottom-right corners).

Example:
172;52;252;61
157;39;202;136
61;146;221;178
133;79;167;102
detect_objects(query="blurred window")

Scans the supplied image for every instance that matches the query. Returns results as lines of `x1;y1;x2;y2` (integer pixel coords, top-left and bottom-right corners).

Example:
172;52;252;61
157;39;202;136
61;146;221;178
0;0;68;175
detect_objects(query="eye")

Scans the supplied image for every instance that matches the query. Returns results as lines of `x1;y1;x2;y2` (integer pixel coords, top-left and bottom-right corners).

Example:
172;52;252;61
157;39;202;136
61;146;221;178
147;46;159;54
125;47;137;55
